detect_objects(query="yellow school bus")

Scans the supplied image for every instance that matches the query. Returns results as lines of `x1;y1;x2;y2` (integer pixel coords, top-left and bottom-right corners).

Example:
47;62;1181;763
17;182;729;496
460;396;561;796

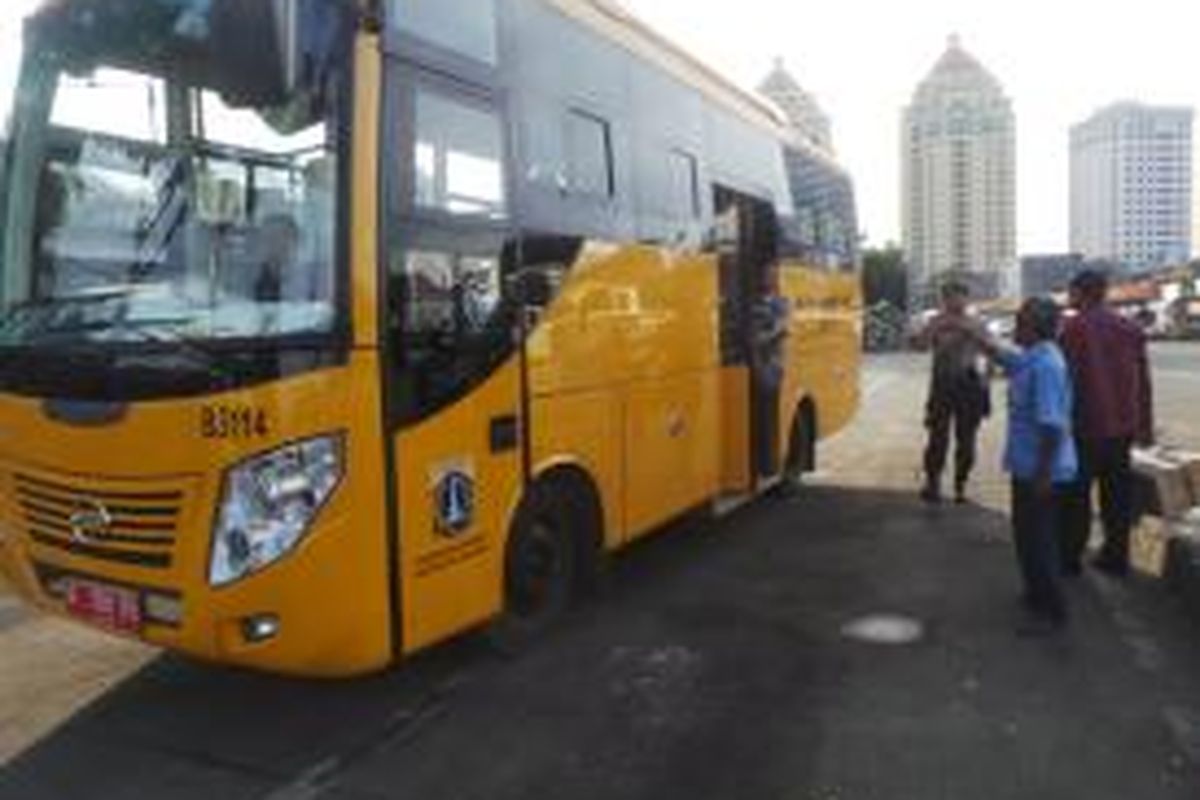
0;0;861;676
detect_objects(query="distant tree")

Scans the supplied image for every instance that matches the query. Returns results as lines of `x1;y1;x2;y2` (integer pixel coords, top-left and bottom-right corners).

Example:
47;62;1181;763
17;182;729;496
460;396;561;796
861;246;908;311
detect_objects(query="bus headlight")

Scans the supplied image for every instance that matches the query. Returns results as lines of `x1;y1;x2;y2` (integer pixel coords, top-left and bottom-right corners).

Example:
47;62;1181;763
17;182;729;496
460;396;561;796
209;434;344;587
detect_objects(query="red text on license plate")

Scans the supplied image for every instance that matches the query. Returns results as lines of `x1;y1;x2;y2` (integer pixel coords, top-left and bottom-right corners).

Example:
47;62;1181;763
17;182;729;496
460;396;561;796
66;580;141;634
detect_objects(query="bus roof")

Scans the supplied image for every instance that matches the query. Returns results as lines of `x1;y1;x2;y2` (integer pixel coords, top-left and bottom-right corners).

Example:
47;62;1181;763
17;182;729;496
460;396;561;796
548;0;846;174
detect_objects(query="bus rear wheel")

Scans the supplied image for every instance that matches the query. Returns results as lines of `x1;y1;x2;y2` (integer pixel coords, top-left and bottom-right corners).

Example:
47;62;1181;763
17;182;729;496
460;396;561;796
490;491;579;652
783;404;816;490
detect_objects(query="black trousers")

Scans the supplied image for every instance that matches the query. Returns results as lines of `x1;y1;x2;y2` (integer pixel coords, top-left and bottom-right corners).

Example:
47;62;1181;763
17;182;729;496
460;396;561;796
1012;480;1067;622
923;379;986;488
1060;437;1134;570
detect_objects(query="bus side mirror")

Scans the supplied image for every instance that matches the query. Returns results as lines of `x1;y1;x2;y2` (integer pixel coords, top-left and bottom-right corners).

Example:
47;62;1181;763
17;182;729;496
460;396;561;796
514;269;554;308
206;0;296;108
208;0;352;112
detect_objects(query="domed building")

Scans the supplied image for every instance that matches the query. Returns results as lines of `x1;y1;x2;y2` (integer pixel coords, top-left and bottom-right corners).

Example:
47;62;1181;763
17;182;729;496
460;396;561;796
902;35;1016;304
758;58;834;156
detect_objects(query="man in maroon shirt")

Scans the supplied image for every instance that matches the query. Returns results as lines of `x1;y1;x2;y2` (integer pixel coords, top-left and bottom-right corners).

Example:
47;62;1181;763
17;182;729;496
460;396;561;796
1059;270;1155;577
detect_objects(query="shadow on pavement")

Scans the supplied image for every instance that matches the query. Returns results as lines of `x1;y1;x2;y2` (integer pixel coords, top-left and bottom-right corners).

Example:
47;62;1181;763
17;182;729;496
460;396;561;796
3;484;1198;800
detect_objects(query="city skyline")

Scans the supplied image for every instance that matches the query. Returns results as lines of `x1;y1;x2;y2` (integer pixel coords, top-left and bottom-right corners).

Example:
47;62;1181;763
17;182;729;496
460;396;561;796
3;0;1200;257
621;0;1200;256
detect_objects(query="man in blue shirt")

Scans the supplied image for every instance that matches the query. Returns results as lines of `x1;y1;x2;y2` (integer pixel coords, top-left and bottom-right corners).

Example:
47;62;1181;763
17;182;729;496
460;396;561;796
966;297;1078;634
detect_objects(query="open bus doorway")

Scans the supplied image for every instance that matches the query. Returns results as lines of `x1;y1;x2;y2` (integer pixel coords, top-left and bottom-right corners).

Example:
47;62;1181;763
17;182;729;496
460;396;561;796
713;185;783;490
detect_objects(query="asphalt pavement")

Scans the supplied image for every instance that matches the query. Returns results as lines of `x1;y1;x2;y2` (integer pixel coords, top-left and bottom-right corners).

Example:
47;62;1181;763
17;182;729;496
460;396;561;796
1;349;1199;799
1151;342;1200;451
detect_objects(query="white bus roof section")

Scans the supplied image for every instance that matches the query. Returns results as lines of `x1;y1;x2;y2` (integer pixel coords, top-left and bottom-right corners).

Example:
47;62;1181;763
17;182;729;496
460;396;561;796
547;0;789;142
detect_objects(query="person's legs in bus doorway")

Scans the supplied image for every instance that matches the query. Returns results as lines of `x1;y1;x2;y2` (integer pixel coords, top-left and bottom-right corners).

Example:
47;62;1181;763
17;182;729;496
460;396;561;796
755;382;780;478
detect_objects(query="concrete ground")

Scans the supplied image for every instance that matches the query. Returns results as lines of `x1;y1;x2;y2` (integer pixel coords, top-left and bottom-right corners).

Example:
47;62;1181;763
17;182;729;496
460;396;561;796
1150;342;1200;451
1;347;1199;799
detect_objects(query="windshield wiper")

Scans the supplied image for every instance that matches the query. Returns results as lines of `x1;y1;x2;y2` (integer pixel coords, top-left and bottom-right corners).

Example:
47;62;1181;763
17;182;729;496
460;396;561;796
111;318;236;374
2;312;222;373
0;288;143;339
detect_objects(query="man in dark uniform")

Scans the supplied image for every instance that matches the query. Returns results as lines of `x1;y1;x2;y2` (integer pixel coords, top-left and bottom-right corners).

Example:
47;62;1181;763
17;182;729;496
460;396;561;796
1059;270;1155;577
919;281;991;504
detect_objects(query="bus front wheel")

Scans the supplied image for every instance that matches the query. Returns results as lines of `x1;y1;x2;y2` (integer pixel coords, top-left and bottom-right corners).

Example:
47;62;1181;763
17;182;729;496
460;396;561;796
490;490;580;652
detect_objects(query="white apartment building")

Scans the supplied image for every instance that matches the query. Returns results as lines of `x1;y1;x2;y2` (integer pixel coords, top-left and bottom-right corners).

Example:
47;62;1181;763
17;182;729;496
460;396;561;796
1070;102;1193;272
902;36;1016;302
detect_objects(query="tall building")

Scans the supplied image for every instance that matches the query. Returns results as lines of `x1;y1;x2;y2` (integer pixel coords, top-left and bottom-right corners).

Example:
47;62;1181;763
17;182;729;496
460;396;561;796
1019;253;1121;299
759;58;834;156
1070;102;1193;272
901;35;1016;305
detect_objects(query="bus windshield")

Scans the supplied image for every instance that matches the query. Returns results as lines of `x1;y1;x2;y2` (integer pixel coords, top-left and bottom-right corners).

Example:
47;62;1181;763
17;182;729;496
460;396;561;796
0;17;342;354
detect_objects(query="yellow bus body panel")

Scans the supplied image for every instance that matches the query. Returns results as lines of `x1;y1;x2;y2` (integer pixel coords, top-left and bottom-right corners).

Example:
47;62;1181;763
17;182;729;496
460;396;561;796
392;361;523;654
0;355;393;677
526;243;720;543
779;266;863;446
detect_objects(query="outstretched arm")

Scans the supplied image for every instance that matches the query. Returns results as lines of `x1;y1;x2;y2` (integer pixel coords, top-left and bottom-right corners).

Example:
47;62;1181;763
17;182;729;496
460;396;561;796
940;316;1017;368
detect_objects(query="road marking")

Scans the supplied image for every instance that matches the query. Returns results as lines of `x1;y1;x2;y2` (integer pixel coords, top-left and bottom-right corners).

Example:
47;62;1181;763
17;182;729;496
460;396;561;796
263;758;341;800
262;672;464;800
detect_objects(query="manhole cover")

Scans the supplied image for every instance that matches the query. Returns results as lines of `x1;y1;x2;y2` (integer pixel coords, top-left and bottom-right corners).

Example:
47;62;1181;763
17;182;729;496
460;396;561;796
841;614;925;645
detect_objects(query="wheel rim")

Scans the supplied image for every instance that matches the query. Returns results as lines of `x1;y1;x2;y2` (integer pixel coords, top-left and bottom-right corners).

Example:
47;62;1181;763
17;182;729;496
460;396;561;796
511;519;569;618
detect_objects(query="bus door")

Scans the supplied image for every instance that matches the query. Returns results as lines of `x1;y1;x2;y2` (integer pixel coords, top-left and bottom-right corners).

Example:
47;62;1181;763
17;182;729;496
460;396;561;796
714;185;781;494
382;62;524;652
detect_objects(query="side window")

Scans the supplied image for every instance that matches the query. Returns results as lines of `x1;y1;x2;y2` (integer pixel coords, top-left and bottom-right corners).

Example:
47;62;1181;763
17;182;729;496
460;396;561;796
565;110;614;198
666;149;700;220
387;243;513;424
389;0;498;65
396;250;503;338
413;89;507;219
385;74;515;424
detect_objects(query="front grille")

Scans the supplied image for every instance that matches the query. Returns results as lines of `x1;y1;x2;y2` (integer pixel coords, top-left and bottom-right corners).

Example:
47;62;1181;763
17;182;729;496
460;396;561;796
14;473;184;570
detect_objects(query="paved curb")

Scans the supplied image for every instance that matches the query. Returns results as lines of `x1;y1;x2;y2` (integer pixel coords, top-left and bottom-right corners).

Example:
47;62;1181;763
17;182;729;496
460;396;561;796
1164;523;1200;626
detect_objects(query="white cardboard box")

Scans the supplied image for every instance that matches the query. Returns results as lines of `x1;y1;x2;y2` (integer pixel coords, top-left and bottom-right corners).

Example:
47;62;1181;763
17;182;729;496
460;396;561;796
1132;449;1196;520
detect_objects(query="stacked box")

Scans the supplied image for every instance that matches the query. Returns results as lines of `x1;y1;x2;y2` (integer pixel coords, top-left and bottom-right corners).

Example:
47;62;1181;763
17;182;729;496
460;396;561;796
1131;516;1170;577
1133;449;1197;520
1185;457;1200;500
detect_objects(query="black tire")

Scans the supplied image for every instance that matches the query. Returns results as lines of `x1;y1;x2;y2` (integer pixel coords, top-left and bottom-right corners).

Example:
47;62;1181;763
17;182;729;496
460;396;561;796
489;489;579;653
783;407;815;490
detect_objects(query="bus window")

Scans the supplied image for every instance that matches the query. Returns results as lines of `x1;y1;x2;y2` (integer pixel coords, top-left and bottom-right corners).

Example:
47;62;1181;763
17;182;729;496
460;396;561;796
565;110;614;198
389;245;513;423
413;89;507;219
666;150;701;220
4;66;339;349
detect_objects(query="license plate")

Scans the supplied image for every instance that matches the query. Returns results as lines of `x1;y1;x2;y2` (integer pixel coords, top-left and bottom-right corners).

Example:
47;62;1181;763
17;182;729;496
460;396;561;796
66;580;141;635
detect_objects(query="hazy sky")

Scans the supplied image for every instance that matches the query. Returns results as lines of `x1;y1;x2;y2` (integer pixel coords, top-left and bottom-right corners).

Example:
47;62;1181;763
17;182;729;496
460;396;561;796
622;0;1200;253
4;0;1199;253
